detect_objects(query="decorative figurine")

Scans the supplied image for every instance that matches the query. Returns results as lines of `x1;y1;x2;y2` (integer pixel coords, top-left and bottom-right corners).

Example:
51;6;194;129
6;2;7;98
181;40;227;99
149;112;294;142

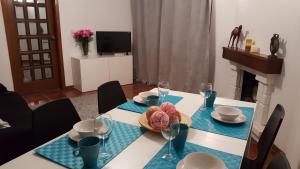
228;25;243;48
269;34;280;58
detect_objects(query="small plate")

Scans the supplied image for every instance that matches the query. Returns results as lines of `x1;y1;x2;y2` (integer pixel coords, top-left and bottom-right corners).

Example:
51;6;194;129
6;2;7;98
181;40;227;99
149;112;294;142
211;111;246;124
138;112;192;132
176;152;227;169
133;95;146;105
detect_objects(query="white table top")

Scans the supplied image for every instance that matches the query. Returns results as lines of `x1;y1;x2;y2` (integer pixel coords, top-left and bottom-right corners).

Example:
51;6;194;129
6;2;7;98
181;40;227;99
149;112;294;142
1;89;256;169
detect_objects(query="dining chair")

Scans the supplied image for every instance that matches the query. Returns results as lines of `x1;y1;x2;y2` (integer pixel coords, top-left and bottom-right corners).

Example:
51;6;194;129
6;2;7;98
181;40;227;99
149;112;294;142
32;98;81;146
266;152;291;169
97;81;127;114
0;91;34;165
241;104;285;169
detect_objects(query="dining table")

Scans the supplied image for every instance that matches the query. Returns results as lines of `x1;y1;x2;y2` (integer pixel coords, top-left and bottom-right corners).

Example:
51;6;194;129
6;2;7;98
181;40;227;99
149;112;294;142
1;88;256;169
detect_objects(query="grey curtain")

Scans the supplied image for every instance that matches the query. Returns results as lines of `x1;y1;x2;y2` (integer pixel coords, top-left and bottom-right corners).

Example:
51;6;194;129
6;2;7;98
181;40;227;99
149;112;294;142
132;0;212;93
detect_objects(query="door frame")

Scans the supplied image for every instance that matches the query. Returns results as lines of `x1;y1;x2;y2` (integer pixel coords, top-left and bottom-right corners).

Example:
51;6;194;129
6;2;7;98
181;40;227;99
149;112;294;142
1;0;66;92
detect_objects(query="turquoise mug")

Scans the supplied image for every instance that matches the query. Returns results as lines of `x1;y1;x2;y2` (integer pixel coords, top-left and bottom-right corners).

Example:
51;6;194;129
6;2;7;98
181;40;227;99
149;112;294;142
73;136;100;168
172;124;189;151
206;91;217;108
146;95;159;106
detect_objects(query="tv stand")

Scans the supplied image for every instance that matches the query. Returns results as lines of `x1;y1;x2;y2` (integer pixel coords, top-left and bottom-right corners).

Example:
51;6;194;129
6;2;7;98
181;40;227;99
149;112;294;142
71;55;133;92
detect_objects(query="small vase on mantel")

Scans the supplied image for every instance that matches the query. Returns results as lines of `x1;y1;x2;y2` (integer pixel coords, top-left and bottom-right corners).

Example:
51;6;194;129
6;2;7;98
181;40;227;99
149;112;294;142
81;41;89;56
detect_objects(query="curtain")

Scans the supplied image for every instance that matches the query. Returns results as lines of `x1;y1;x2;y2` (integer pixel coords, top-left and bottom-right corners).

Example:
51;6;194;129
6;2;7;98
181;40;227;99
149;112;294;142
132;0;212;93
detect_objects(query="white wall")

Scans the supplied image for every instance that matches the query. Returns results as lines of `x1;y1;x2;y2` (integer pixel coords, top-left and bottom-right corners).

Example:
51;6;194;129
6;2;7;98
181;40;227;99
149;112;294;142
0;2;14;90
214;0;300;168
59;0;132;86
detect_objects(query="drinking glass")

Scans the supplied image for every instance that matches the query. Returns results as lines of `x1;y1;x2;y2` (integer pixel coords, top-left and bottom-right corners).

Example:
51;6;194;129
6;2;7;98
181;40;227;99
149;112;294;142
158;81;170;104
199;82;213;110
161;115;180;161
94;114;113;159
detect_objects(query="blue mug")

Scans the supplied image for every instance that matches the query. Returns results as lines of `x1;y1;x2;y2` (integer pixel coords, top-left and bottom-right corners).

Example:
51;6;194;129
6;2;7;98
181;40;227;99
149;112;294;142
146;95;159;106
172;124;189;151
74;136;100;168
206;91;217;108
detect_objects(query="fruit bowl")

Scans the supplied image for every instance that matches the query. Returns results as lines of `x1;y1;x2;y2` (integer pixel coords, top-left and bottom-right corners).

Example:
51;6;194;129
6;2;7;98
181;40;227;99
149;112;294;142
138;112;192;132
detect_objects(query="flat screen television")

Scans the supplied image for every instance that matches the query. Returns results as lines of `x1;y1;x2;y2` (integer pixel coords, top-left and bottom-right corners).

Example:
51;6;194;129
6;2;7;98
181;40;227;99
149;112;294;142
96;31;131;55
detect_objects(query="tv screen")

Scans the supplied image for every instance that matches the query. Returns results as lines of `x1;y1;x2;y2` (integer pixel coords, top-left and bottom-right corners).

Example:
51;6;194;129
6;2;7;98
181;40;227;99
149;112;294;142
96;31;131;54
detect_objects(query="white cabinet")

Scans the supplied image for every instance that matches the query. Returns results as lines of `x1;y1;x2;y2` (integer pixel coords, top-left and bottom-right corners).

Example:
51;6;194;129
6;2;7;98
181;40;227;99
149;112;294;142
71;55;133;92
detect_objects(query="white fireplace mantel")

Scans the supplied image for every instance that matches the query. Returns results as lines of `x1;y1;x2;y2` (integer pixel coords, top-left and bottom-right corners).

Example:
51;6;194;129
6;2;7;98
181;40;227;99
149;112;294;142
230;61;278;140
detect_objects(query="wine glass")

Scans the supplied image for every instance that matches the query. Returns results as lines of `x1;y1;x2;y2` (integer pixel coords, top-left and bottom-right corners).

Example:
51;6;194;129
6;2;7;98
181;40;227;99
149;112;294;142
161;115;180;161
199;82;213;110
158;81;170;104
94;114;113;159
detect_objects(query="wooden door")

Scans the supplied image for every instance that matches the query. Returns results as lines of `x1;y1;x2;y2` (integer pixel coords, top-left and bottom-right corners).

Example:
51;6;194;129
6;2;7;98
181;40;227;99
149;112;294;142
1;0;62;94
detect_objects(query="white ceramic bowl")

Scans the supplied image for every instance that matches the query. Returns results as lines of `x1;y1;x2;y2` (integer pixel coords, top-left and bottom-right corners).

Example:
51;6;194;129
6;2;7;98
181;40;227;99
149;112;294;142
73;119;103;138
176;152;226;169
138;91;158;99
215;106;241;121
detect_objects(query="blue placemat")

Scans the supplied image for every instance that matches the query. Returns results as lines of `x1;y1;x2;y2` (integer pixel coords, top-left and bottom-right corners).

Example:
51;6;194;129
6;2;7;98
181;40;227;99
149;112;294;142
118;95;183;113
144;141;242;169
191;105;254;140
36;121;144;169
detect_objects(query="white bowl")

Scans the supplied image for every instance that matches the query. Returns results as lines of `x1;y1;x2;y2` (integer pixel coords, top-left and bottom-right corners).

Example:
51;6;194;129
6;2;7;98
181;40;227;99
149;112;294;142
73;119;103;138
176;152;226;169
215;106;241;121
138;91;158;99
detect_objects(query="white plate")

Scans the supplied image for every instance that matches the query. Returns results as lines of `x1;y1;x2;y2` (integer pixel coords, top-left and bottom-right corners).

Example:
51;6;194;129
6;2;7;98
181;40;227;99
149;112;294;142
133;95;146;104
211;111;246;124
176;152;227;169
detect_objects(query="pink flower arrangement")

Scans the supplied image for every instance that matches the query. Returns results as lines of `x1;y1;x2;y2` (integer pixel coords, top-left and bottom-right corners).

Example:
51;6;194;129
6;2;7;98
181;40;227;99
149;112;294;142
73;29;94;42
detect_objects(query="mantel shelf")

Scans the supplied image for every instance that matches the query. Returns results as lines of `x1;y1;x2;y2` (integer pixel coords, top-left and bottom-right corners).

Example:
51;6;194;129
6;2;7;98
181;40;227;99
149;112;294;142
222;47;283;74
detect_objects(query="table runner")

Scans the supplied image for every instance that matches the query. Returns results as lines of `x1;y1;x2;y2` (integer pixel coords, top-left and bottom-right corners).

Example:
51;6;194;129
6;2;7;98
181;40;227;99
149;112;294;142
118;95;183;113
191;105;254;140
36;121;144;169
144;141;242;169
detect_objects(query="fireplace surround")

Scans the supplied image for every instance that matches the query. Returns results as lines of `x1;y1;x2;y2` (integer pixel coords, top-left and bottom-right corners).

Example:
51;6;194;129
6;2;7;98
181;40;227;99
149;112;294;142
222;47;283;140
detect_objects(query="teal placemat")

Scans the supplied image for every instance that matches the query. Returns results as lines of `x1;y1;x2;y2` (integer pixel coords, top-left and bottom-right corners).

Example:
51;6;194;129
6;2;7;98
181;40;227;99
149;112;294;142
118;95;183;113
144;142;242;169
191;105;254;140
36;121;144;169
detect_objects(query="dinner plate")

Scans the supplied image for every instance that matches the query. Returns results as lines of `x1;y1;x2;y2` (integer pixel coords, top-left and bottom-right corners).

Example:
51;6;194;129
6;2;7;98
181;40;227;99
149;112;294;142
138;112;192;132
176;152;227;169
211;111;246;124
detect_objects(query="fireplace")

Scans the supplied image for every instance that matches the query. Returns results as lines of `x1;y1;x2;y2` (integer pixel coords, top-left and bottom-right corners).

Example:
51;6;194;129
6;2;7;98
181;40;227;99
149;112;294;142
241;71;258;103
222;47;283;140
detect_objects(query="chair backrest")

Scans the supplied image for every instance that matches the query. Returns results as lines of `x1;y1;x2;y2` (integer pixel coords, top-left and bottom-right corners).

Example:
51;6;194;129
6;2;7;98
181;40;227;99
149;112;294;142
267;152;291;169
32;98;81;146
97;81;127;113
256;104;285;169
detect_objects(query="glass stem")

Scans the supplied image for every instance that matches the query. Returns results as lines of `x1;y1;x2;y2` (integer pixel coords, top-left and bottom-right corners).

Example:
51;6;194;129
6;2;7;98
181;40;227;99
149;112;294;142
102;138;106;152
168;137;171;155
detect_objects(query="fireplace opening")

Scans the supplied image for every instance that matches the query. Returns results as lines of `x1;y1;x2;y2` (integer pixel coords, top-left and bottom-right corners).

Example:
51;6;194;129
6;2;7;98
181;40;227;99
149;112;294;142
241;71;258;102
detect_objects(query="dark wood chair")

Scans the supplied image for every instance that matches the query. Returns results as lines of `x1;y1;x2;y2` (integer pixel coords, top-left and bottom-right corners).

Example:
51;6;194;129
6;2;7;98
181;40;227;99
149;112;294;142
32;98;81;146
267;152;291;169
97;81;127;114
241;104;285;169
0;92;34;165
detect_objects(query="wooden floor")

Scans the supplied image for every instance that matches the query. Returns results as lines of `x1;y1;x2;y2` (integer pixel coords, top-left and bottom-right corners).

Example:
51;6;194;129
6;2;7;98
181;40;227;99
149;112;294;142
22;83;278;168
